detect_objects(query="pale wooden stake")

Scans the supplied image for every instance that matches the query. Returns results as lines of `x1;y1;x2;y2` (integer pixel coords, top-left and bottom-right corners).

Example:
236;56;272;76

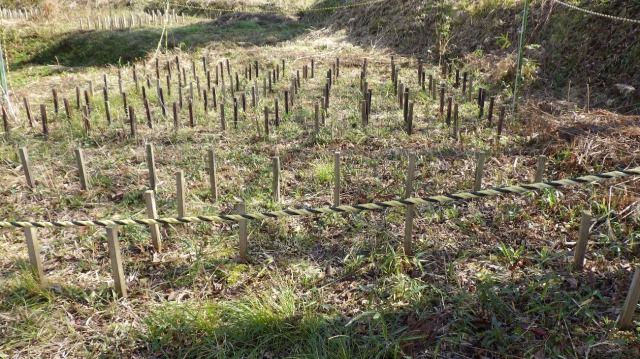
208;147;218;201
75;148;90;190
18;147;34;188
146;143;157;192
617;266;640;329
404;152;417;256
333;152;341;207
573;211;592;270
106;226;127;298
474;152;486;191
237;202;248;261
144;190;162;252
535;155;546;183
24;226;45;285
272;157;281;202
176;170;186;217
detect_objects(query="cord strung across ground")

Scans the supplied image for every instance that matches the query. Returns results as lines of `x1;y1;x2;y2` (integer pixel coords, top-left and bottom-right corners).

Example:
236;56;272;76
1;167;639;229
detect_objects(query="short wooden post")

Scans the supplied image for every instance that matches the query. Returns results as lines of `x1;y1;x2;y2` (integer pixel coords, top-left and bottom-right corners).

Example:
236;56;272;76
474;152;486;191
333;152;341;207
264;106;269;137
405;153;417;198
52;88;59;114
237;202;248;261
144;190;162;252
24;227;46;285
220;102;226;131
106;226;127;298
586;82;590;113
64;98;71;121
446;96;452;126
188;99;194;127
406;102;414;135
129;105;136;139
403;152;417;256
272;157;280;202
208;147;218;201
453;102;459;140
40;104;48;138
274;99;279;127
534;155;546;183
314;101;320;134
573;211;592;270
497;105;505;137
146;143;157;192
617;266;640;329
75;148;90;190
176;170;186;217
18;147;34;188
23;97;33;126
487;96;495;126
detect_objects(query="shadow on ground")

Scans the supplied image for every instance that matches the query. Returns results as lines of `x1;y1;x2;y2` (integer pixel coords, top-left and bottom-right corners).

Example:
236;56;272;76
19;13;309;69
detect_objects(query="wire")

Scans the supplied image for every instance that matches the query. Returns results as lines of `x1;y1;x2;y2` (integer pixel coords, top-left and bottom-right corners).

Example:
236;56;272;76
552;0;640;24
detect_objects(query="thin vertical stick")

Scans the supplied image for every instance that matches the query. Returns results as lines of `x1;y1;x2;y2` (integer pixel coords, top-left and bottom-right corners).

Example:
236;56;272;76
474;152;486;191
406;102;414;135
453;102;459;140
146;143;157;192
405;153;417;198
617;266;640;329
535;155;546;183
272;156;280;202
333;152;340;207
237;202;247;261
129;105;136;139
497;105;505;137
220;102;226;131
586;82;590;113
24;97;33;126
404;203;415;256
573;211;592;270
145;99;153;128
19;147;34;188
2;106;8;138
176;170;186;217
63;98;71;121
208;148;219;201
173;102;179;130
75;148;90;190
40;104;48;138
106;226;127;298
24;227;45;285
144;190;162;252
264;106;269;137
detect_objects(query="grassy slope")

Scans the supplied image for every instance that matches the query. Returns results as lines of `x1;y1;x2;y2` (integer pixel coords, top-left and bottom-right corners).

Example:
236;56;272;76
1;1;640;358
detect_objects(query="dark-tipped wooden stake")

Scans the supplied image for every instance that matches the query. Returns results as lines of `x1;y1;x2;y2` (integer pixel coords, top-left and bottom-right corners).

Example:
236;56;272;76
487;96;495;126
439;85;445;117
128;105;136;139
188;100;194;127
64;98;72;121
82;105;90;135
446;96;452;126
172;102;179;131
52;88;59;114
2;106;8;138
274;99;279;127
23;97;33;126
40;104;48;138
453;102;459;141
146;143;157;192
406;102;414;135
106;226;127;298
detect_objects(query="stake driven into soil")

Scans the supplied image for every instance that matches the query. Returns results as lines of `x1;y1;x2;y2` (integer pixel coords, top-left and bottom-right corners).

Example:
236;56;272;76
1;167;639;229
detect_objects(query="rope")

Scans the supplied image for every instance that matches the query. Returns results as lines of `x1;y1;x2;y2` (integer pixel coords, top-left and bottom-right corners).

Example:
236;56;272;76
552;0;640;24
1;167;639;229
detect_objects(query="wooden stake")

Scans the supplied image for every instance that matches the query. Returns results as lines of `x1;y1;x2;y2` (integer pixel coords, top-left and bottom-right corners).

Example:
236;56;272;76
334;152;340;207
406;102;414;135
617;266;640;329
173;102;179;130
144;190;162;252
24;226;45;285
2;106;8;138
176;170;186;217
128;105;136;139
75;148;90;190
106;226;127;298
314;101;320;134
64;98;71;121
19;147;34;188
573;211;592;270
474;152;486;191
220;102;226;131
237;202;247;261
404;203;415;256
146;143;157;192
208;148;218;201
272;157;280;202
264;106;269;137
40;104;48;138
23;97;33;126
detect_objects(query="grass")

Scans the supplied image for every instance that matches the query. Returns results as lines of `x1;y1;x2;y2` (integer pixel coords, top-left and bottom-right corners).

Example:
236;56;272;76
0;1;640;358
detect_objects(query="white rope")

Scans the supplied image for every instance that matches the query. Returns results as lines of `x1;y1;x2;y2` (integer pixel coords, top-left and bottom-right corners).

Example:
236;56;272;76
552;0;640;24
